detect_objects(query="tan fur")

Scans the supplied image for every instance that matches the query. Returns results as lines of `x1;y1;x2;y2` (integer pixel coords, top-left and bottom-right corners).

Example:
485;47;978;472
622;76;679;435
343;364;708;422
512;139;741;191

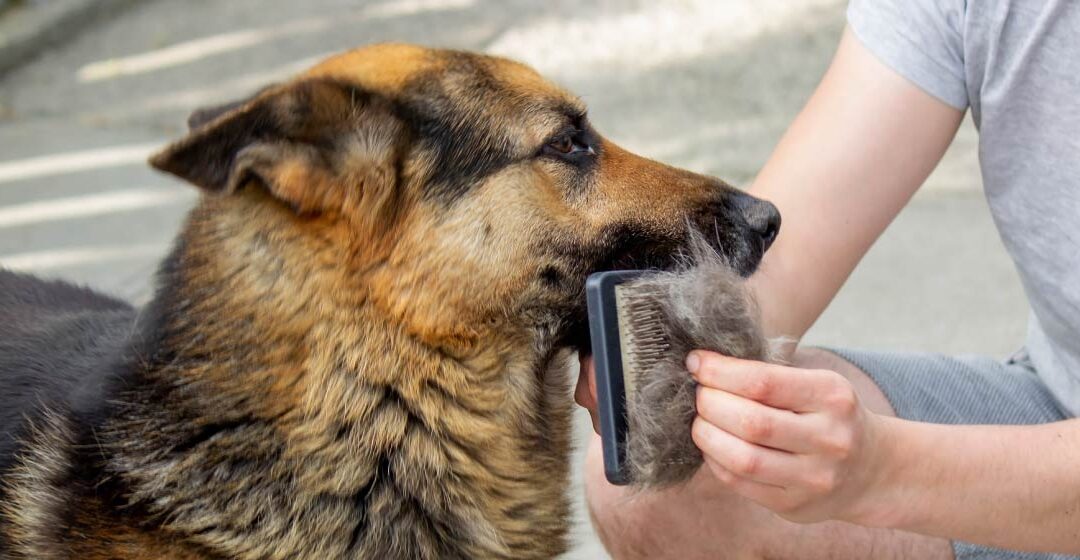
1;44;776;559
100;194;574;558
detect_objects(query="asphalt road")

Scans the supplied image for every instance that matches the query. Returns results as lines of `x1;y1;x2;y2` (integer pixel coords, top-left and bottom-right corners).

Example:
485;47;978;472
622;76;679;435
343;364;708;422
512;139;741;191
0;1;1028;557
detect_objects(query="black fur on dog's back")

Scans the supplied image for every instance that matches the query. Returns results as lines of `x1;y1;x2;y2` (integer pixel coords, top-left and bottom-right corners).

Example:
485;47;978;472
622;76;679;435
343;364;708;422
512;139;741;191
0;269;134;477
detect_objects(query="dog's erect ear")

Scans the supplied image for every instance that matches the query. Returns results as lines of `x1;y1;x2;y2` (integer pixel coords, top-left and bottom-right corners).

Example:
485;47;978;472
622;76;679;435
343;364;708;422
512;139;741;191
185;98;249;131
184;84;280;131
150;78;406;215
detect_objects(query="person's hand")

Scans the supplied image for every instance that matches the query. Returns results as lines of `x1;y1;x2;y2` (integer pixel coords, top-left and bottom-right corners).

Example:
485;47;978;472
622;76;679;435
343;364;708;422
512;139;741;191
688;351;891;525
575;354;601;433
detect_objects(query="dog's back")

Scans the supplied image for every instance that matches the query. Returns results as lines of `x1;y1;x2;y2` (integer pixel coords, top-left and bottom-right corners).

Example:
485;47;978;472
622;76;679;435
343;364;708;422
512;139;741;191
0;269;135;475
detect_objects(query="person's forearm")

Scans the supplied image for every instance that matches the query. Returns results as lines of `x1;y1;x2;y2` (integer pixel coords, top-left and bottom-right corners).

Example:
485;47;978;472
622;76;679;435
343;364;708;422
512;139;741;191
746;28;963;345
870;417;1080;553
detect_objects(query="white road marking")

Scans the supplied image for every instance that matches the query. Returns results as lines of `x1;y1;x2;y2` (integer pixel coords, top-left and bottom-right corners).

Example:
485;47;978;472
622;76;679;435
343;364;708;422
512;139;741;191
0;143;161;184
76;0;477;82
130;56;324;114
0;243;169;272
486;0;839;79
0;187;192;229
77;19;332;82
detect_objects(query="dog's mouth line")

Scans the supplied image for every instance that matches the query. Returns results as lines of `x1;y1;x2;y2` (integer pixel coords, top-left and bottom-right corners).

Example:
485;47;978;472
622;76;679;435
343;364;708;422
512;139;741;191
562;227;766;357
562;246;682;357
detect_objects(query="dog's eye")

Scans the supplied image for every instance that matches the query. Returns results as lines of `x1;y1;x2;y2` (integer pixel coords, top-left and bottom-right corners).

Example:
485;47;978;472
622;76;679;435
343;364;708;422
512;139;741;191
543;132;593;158
550;134;575;154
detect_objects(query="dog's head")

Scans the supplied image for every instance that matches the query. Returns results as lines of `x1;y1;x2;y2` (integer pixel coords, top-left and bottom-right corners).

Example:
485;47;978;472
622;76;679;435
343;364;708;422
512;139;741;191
150;44;778;355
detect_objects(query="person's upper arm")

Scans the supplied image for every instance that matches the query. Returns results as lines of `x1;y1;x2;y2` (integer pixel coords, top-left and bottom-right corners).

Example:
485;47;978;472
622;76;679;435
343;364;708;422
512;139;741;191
748;20;967;343
847;0;969;111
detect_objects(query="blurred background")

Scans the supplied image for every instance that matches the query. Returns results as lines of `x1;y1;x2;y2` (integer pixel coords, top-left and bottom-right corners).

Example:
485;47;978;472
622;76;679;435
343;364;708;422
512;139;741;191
0;1;1027;557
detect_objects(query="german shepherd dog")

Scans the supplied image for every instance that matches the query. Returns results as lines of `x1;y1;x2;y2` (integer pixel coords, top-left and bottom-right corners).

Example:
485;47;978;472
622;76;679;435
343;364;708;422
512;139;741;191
0;44;779;559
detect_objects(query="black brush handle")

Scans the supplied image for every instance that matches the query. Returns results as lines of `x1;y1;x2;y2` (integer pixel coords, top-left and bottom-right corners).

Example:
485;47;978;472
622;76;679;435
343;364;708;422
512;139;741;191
586;270;647;486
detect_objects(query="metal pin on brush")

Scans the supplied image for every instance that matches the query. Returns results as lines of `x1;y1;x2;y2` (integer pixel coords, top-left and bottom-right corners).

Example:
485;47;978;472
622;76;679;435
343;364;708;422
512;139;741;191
585;236;774;488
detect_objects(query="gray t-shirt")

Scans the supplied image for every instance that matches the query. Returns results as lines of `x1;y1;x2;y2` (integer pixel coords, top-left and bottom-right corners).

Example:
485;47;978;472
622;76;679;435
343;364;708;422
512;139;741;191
848;0;1080;415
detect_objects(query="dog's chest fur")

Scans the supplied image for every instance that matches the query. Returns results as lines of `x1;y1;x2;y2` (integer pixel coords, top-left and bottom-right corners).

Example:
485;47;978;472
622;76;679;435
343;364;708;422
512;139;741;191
0;199;574;560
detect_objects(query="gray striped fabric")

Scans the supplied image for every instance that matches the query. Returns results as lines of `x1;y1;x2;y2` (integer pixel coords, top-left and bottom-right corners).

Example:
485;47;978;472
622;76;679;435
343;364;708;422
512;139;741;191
827;348;1077;560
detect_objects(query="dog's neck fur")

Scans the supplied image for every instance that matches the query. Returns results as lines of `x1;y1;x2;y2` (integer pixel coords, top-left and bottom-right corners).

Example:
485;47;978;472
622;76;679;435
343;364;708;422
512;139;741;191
102;194;573;559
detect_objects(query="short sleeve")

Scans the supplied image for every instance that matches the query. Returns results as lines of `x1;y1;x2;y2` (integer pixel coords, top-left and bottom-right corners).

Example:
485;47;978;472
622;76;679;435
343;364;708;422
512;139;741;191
847;0;969;110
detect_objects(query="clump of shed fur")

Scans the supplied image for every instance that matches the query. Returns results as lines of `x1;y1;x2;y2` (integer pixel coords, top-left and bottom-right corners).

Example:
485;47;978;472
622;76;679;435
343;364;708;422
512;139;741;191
623;234;775;489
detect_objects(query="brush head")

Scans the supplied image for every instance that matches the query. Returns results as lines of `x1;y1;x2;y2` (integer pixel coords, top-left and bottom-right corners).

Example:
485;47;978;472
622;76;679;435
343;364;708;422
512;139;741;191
615;283;669;437
585;270;647;485
587;234;773;489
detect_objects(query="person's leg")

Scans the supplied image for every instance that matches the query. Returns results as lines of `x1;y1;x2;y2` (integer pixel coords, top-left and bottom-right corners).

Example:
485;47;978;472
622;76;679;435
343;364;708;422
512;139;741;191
584;347;953;560
797;346;896;415
825;349;1080;560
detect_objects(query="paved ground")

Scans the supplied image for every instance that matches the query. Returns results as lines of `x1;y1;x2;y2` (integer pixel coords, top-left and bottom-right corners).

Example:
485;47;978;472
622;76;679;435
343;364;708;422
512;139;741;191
0;1;1028;557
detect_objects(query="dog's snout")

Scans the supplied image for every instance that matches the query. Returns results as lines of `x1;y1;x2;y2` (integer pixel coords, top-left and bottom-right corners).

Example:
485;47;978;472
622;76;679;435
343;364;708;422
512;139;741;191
754;202;781;250
731;192;781;251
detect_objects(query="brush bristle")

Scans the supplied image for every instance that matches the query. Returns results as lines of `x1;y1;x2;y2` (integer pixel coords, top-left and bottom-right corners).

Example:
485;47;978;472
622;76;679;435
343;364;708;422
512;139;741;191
616;284;670;400
613;232;773;489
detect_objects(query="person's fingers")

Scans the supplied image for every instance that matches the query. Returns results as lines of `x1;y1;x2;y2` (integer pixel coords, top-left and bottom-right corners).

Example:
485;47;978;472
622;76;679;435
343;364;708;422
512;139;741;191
575;356;600;434
688;352;846;413
575;368;597;409
579;354;594;374
702;457;791;508
575;358;598;408
696;387;823;454
587;360;598;401
580;355;596;388
691;416;809;489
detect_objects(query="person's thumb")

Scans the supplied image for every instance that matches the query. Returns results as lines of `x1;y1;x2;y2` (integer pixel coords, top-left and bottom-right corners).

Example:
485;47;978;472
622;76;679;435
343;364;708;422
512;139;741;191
575;355;600;434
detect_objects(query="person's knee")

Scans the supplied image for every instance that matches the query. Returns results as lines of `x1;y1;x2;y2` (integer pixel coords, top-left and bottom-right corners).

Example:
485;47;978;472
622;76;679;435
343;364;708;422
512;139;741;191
791;346;853;372
791;347;896;416
583;435;764;560
583;437;660;559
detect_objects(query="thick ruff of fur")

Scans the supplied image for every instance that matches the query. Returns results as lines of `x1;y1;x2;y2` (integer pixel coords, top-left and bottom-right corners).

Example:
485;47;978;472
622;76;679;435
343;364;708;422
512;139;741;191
622;237;773;489
0;44;781;559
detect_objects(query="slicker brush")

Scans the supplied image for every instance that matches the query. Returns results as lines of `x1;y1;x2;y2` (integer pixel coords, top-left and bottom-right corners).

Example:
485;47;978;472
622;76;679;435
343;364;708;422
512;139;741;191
586;235;774;489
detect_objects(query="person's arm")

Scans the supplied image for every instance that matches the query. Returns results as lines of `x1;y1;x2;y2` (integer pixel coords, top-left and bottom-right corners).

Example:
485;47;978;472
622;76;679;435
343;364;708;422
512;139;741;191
690;353;1080;554
885;415;1080;552
578;26;978;558
577;26;964;420
687;28;1080;554
747;27;963;343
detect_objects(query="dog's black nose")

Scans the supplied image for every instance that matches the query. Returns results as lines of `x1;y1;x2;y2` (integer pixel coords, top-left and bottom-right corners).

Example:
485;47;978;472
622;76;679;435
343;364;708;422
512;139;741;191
731;192;781;251
754;202;781;250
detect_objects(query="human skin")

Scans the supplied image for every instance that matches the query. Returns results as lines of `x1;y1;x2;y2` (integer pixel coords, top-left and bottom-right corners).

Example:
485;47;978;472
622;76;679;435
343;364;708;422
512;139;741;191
579;26;1080;558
